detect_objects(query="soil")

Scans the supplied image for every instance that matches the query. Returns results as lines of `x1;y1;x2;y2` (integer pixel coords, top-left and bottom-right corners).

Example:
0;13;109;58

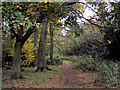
8;61;106;88
33;61;106;88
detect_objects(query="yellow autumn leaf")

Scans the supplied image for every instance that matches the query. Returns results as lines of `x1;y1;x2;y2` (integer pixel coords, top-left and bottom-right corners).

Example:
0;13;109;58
54;8;57;11
68;13;71;16
13;16;16;19
25;17;29;20
9;38;35;66
107;40;111;44
16;5;19;8
49;20;53;23
10;6;13;9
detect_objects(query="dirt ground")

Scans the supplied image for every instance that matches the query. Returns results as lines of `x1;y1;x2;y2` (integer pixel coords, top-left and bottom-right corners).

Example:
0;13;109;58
3;61;107;88
31;61;106;88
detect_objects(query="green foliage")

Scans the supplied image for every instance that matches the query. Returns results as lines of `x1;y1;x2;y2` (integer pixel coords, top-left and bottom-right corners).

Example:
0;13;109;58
21;38;35;66
2;66;62;88
53;54;62;60
2;2;75;30
48;65;61;71
53;54;81;63
54;30;77;55
61;55;81;63
45;55;63;65
90;2;120;59
96;60;120;87
2;36;14;66
64;25;105;57
73;55;96;72
70;54;120;87
10;38;35;66
65;16;84;37
63;60;72;64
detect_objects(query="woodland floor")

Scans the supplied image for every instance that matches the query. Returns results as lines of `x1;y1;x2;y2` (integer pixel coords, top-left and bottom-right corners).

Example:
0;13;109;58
34;61;106;88
2;61;107;88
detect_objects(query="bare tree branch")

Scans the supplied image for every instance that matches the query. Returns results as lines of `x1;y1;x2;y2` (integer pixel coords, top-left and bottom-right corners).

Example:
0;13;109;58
81;16;108;28
64;2;98;14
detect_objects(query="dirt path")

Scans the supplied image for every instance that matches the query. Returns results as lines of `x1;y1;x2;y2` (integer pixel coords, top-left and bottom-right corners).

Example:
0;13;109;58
50;61;106;88
8;61;106;88
62;61;84;88
34;61;106;88
60;61;93;88
32;61;93;88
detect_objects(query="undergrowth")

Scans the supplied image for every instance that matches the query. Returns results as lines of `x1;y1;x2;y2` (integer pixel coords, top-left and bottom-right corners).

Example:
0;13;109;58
68;54;120;88
2;66;62;88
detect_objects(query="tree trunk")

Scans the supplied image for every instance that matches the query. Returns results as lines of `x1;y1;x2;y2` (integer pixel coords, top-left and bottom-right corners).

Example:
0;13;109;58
12;40;23;78
36;18;48;72
34;27;38;56
10;24;36;78
32;27;39;66
50;23;55;65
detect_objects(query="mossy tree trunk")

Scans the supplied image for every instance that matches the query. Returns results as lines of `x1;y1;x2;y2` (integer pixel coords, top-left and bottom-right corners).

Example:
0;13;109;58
50;23;55;65
34;27;39;57
11;25;36;79
36;18;48;72
12;41;23;79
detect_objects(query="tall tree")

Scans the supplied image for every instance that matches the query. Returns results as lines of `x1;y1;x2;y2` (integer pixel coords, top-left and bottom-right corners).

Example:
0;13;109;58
33;26;39;63
49;23;55;64
35;2;77;71
2;2;43;78
2;1;82;77
36;17;48;72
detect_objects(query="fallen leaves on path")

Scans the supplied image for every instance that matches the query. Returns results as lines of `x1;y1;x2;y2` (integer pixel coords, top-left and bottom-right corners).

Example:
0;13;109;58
33;61;107;88
3;62;107;88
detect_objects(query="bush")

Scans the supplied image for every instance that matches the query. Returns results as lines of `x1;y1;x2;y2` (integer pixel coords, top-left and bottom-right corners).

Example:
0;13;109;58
2;36;14;67
64;26;120;61
73;55;96;72
64;29;108;59
9;38;35;66
96;60;120;87
45;55;63;65
53;54;82;63
71;54;120;87
103;29;120;59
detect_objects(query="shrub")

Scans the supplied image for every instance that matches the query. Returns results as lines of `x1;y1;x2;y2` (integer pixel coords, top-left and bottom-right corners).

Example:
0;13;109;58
73;55;96;72
64;28;108;59
53;54;82;63
9;38;35;66
96;60;120;87
2;36;14;66
44;55;63;65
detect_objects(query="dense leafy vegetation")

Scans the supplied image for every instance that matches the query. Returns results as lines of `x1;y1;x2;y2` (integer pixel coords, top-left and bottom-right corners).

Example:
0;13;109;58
2;1;120;88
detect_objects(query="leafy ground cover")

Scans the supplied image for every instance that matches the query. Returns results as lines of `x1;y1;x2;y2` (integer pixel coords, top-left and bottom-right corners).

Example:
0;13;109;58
2;65;62;88
2;61;110;88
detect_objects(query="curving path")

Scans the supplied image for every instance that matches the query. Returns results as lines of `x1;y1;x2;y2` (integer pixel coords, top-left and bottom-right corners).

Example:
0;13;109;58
62;61;90;88
57;61;106;88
